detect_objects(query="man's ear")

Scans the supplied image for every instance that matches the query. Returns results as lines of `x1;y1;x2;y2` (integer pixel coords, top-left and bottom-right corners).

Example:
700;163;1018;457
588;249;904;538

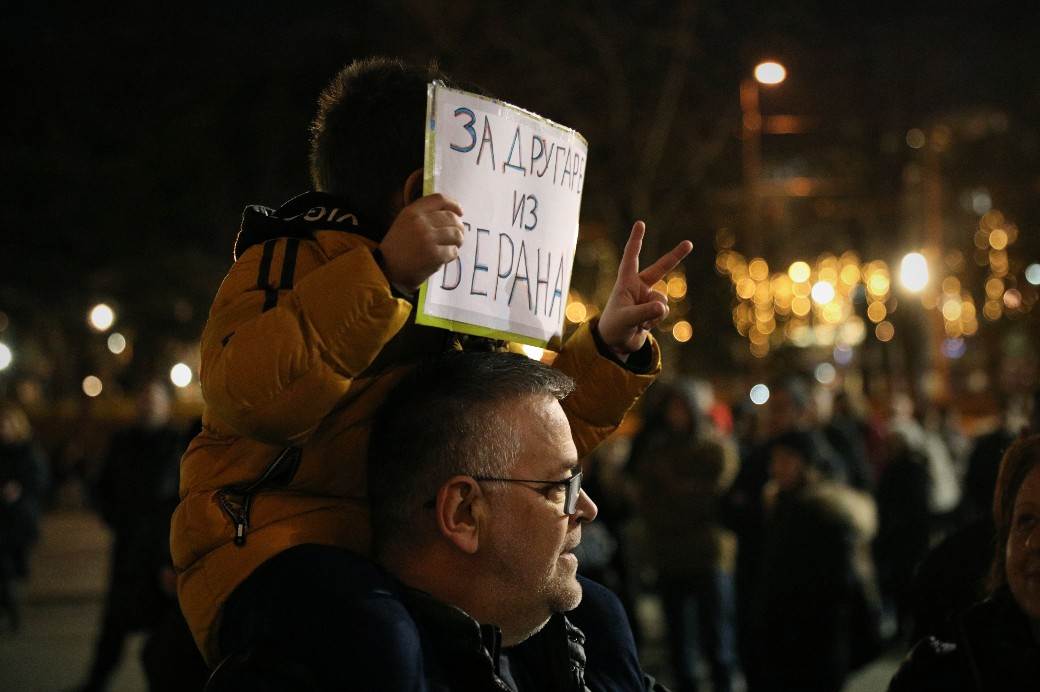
402;168;425;207
435;475;483;555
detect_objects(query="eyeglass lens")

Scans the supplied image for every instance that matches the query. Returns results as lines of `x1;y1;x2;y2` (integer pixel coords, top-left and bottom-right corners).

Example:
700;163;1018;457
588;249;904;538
564;471;582;515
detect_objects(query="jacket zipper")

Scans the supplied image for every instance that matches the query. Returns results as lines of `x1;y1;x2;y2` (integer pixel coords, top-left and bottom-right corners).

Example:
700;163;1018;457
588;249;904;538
216;446;301;546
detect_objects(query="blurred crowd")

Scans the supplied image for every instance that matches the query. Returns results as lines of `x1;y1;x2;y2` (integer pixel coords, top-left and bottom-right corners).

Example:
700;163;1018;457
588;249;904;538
0;383;208;692
2;374;1038;691
576;375;1040;692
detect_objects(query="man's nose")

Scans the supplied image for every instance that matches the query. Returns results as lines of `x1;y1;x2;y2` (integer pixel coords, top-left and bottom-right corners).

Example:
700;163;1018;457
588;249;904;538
575;488;598;523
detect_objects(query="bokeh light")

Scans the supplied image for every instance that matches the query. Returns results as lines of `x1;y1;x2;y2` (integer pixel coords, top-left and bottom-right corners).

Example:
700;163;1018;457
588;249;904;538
89;303;115;331
749;383;770;405
666;276;688;299
1026;263;1040;286
810;281;836;304
989;228;1009;250
754;61;786;85
867;301;888;323
905;129;926;149
899;253;929;292
814;362;836;385
107;332;127;355
788;261;811;283
748;259;769;282
942;338;967;359
875;321;895;342
672;320;693;342
565;301;587;323
0;342;11;371
82;376;103;397
170;363;193;388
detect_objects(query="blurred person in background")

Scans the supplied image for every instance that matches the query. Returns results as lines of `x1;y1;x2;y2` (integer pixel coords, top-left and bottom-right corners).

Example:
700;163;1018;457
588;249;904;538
0;403;48;632
727;374;862;687
824;391;876;490
637;381;739;692
959;392;1032;524
886;393;961;523
888;434;1040;691
874;425;933;639
749;429;881;692
73;382;186;692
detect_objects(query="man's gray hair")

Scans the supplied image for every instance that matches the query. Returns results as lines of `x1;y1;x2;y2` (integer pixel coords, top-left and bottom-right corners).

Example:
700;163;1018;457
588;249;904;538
367;351;574;554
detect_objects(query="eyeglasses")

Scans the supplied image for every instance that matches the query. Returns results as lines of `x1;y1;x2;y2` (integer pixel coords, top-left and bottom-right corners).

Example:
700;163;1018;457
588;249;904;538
473;470;583;515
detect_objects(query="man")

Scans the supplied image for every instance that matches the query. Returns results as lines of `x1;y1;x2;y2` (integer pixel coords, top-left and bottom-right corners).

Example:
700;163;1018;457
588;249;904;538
75;382;188;692
367;350;666;691
172;56;690;672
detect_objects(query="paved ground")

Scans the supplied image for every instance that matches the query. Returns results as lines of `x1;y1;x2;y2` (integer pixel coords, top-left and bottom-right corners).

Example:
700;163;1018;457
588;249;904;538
0;511;147;692
0;510;900;691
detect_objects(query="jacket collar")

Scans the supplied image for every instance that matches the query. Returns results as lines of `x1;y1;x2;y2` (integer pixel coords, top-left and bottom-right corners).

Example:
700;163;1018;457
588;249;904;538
233;191;384;260
400;585;587;691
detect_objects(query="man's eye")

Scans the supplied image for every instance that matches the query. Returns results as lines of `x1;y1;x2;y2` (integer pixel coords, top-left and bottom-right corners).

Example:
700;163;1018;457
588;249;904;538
1014;513;1037;531
544;484;567;499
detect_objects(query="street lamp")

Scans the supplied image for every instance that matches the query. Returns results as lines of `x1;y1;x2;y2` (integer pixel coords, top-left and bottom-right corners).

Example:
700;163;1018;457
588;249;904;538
754;61;787;85
741;61;787;255
899;252;930;292
88;303;116;332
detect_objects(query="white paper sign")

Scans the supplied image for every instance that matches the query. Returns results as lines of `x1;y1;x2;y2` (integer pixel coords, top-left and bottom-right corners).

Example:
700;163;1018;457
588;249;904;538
416;82;588;347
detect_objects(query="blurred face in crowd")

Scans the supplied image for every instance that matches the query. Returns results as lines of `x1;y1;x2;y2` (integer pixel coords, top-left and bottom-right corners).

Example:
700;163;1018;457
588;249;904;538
770;445;806;492
664;394;693;433
767;389;802;436
481;395;597;643
1007;464;1040;622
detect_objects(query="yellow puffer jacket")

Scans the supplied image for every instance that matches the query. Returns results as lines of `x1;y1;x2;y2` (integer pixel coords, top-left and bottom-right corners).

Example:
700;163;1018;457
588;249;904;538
171;194;660;663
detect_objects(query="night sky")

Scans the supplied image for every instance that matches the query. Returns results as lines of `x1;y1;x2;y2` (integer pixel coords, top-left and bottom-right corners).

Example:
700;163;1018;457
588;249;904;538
4;1;1039;383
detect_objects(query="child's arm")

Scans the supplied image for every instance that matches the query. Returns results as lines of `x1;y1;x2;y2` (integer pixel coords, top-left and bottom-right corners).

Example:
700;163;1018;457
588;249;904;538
554;221;692;457
200;195;465;446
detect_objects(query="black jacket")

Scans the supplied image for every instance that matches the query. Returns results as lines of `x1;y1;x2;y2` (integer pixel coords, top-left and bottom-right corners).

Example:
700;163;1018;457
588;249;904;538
888;588;1040;692
402;587;589;692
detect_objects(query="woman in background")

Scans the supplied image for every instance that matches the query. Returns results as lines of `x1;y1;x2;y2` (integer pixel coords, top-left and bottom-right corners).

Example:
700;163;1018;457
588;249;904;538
889;434;1040;691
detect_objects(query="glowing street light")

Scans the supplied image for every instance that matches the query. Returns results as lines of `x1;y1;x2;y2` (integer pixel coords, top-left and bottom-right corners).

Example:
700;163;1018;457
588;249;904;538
170;363;193;388
749;383;771;405
788;261;811;283
89;303;116;331
810;281;836;305
899;252;930;292
754;61;787;85
742;60;788;256
82;375;103;397
107;332;127;355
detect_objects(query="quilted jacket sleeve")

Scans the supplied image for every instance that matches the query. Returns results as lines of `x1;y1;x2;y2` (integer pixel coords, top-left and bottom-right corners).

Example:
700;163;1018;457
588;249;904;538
200;238;413;445
551;319;660;459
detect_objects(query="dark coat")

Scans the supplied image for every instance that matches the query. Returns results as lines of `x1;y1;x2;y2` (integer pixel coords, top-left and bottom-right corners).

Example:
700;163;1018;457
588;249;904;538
888;588;1040;692
639;434;739;578
95;424;183;629
751;481;882;692
0;441;48;568
402;587;589;692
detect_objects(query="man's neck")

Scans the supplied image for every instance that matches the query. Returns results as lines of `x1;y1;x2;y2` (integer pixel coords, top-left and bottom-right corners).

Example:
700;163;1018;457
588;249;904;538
385;550;546;646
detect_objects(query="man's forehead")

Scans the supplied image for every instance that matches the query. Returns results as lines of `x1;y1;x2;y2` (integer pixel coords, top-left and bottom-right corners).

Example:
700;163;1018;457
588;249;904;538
509;395;578;471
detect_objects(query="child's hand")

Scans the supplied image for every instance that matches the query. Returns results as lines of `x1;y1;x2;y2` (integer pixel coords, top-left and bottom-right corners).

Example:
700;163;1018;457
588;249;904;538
597;221;693;360
379;193;465;292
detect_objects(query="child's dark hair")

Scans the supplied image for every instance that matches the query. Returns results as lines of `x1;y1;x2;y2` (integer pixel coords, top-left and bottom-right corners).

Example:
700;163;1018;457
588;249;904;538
309;57;449;227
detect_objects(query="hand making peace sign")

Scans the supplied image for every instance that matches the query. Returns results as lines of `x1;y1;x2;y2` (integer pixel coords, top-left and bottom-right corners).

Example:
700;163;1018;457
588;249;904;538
596;221;693;360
